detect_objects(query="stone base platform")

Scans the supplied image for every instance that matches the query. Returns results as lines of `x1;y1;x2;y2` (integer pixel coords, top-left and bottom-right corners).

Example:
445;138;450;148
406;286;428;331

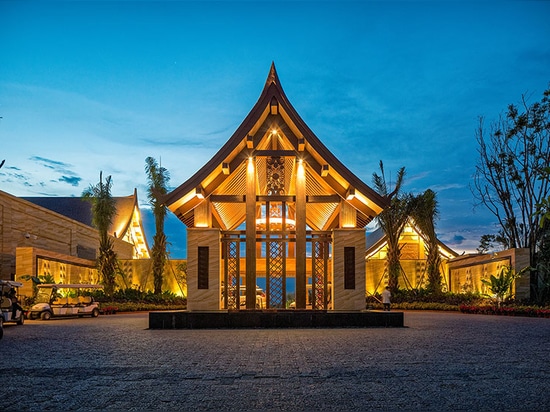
149;310;404;329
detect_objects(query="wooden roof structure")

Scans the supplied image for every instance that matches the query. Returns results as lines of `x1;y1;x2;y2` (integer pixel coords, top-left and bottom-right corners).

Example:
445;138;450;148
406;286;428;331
164;63;388;230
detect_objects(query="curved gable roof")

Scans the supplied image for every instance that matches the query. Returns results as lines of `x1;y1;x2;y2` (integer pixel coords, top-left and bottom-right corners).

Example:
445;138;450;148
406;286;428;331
165;63;388;228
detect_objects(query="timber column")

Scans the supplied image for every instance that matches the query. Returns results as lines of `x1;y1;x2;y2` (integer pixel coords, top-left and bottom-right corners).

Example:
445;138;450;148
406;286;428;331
295;158;307;308
245;156;257;309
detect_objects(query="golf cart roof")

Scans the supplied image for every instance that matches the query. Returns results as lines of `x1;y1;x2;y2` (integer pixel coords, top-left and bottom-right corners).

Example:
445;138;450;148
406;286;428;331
0;280;23;288
37;284;104;289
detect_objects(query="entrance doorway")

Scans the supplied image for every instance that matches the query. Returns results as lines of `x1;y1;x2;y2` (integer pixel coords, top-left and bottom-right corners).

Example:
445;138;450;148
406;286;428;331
221;200;332;310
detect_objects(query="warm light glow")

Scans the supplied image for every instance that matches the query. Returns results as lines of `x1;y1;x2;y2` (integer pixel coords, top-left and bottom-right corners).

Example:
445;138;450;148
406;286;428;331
256;217;296;230
346;187;355;200
195;187;205;199
297;158;305;178
340;201;356;228
321;164;329;177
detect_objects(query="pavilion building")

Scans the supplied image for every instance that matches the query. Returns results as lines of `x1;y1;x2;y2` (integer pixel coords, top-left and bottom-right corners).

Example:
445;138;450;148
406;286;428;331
164;63;389;311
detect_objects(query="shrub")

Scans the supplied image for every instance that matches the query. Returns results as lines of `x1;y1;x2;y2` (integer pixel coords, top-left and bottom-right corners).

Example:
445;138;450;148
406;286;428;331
368;288;485;307
96;287;186;306
459;305;550;318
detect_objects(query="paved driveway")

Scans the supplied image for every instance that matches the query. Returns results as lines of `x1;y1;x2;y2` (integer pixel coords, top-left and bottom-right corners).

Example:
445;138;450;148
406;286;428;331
1;311;549;411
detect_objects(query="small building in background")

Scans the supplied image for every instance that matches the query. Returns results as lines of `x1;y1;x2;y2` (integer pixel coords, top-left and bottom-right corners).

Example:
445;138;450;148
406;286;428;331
365;219;458;294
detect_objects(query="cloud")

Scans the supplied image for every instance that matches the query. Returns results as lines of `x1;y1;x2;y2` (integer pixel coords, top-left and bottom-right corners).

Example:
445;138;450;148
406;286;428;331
30;156;74;172
429;183;466;192
408;171;430;185
27;156;82;186
58;176;82;186
451;235;466;244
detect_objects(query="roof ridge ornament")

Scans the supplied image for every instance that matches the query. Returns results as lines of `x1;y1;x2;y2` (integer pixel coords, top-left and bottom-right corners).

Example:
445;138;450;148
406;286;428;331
265;61;280;87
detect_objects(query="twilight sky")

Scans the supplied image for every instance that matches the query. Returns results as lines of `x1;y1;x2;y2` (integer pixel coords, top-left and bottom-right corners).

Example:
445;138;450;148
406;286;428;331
1;1;549;259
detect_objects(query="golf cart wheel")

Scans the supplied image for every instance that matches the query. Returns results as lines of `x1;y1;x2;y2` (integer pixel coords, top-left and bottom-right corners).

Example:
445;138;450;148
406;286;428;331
41;311;52;320
91;308;100;318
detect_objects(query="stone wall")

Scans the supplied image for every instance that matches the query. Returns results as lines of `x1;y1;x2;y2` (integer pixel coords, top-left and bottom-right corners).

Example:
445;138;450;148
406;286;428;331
119;258;187;296
447;248;530;299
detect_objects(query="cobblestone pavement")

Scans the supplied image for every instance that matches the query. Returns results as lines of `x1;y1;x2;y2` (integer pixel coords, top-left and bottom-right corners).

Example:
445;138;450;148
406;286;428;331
1;311;549;411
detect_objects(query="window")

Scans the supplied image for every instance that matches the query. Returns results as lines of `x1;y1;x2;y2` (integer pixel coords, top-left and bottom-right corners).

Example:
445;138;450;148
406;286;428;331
344;247;355;289
198;246;209;289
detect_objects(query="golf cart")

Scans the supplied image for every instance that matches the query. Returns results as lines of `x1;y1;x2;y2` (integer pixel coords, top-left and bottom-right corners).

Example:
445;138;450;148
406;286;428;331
29;284;103;320
1;280;26;333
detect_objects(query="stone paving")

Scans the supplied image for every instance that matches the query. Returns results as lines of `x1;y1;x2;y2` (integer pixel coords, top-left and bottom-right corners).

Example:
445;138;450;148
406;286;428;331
1;311;549;411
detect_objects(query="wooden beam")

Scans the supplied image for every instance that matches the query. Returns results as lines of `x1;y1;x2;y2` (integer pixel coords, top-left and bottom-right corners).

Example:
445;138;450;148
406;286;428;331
210;195;246;203
256;195;295;202
306;195;341;203
347;196;378;220
253;150;296;157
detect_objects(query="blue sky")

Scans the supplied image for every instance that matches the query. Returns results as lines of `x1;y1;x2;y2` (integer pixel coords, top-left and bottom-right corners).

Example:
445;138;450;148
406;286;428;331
1;1;549;258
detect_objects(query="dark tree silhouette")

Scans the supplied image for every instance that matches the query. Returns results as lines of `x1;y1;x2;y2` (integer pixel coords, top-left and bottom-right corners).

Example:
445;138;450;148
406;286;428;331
145;157;170;295
82;172;119;297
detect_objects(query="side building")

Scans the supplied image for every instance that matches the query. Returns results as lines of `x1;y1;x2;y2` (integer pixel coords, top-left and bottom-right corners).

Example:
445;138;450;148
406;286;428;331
365;219;458;294
0;188;161;300
366;219;530;300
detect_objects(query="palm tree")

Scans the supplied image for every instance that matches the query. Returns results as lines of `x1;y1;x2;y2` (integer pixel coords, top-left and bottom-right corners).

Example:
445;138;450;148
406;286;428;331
145;157;170;295
411;189;442;294
82;172;118;297
372;161;411;290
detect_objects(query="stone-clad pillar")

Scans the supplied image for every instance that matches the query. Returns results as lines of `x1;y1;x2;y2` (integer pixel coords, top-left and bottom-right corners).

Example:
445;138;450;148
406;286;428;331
187;228;221;311
332;228;366;311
